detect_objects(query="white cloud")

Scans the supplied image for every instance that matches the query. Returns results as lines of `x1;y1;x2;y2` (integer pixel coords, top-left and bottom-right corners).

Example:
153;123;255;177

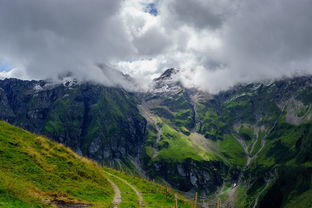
0;0;312;93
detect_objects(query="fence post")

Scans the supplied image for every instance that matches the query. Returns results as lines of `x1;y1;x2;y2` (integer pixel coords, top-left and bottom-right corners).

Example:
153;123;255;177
193;192;198;208
175;194;178;208
217;198;221;208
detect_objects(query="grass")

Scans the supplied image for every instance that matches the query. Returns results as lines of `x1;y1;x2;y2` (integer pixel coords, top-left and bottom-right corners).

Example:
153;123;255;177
154;121;215;163
0;121;114;207
173;109;194;132
197;109;226;139
233;185;249;208
216;134;247;166
256;121;312;166
0;195;33;208
104;167;192;208
0;121;195;208
285;189;312;208
105;173;139;208
239;125;255;140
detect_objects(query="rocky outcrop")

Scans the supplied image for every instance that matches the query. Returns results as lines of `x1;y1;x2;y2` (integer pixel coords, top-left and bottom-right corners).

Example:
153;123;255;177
0;73;311;205
147;159;230;193
0;78;147;163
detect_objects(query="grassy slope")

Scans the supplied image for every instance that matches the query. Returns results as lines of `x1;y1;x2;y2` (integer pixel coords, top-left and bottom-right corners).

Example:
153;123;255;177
156;122;215;162
0;121;193;208
104;167;192;208
144;81;312;207
0;121;114;208
157;120;245;166
42;86;145;170
216;134;247;166
194;81;312;207
143;91;243;166
225;120;312;208
143;117;217;164
105;173;139;208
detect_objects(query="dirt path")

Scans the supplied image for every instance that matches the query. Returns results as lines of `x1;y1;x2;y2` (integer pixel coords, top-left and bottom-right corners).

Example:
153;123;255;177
106;176;122;208
104;171;145;208
54;201;93;208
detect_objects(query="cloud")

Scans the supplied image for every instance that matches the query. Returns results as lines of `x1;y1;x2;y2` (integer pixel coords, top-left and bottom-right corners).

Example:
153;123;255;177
132;26;170;56
222;0;312;77
167;0;238;30
149;0;312;93
0;0;135;86
193;0;312;92
0;0;312;93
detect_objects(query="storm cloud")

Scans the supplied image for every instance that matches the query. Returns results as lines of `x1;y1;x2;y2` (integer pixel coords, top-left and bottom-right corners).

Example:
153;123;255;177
0;0;134;86
0;0;312;92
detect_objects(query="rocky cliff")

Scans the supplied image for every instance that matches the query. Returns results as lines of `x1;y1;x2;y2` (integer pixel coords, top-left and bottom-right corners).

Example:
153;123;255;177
0;78;146;167
0;71;311;207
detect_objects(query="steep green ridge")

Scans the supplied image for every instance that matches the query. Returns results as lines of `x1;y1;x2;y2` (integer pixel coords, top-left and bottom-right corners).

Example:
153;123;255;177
0;121;193;208
242;121;312;208
0;74;312;207
104;172;139;208
196;78;312;208
140;74;312;207
104;167;192;208
0;121;114;208
215;120;312;208
0;79;146;172
140;89;230;193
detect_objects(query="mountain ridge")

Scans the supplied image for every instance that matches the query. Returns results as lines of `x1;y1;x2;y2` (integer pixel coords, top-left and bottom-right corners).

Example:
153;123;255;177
0;121;192;208
0;71;311;207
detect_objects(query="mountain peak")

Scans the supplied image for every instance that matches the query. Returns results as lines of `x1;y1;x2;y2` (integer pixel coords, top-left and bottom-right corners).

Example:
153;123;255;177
152;68;182;94
154;68;180;81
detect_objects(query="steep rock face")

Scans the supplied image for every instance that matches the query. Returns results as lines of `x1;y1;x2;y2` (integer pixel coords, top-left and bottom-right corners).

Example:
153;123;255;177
193;76;312;207
0;87;15;120
139;69;232;193
0;78;146;164
140;70;312;207
148;159;229;193
0;72;311;207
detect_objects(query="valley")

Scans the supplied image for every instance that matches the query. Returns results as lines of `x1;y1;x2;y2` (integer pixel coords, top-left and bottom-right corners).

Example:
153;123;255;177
0;70;311;207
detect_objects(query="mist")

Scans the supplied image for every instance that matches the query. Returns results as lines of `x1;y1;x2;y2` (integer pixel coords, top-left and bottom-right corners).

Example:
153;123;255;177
0;0;311;93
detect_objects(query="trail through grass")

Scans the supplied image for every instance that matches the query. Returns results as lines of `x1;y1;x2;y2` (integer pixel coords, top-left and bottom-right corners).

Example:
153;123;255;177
104;168;192;208
105;171;144;208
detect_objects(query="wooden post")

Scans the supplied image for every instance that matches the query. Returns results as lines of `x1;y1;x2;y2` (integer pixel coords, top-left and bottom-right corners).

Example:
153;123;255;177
193;192;198;208
217;198;221;208
175;194;178;208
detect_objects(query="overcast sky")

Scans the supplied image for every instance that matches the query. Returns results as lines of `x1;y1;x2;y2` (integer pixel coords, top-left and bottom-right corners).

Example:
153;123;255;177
0;0;312;92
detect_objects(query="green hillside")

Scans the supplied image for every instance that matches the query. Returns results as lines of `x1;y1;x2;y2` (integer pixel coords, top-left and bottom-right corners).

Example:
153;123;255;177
139;75;312;207
104;168;192;208
0;121;114;208
0;121;192;208
0;76;311;207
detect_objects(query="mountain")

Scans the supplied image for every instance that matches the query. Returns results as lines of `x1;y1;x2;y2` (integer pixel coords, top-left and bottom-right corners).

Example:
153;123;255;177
0;121;191;208
0;71;311;207
141;70;312;207
0;78;146;169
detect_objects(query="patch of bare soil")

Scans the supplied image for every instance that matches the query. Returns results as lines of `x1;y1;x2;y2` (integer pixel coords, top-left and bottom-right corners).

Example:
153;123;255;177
53;200;93;208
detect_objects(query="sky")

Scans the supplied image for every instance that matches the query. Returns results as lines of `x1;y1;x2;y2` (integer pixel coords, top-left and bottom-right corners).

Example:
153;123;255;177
0;0;312;93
